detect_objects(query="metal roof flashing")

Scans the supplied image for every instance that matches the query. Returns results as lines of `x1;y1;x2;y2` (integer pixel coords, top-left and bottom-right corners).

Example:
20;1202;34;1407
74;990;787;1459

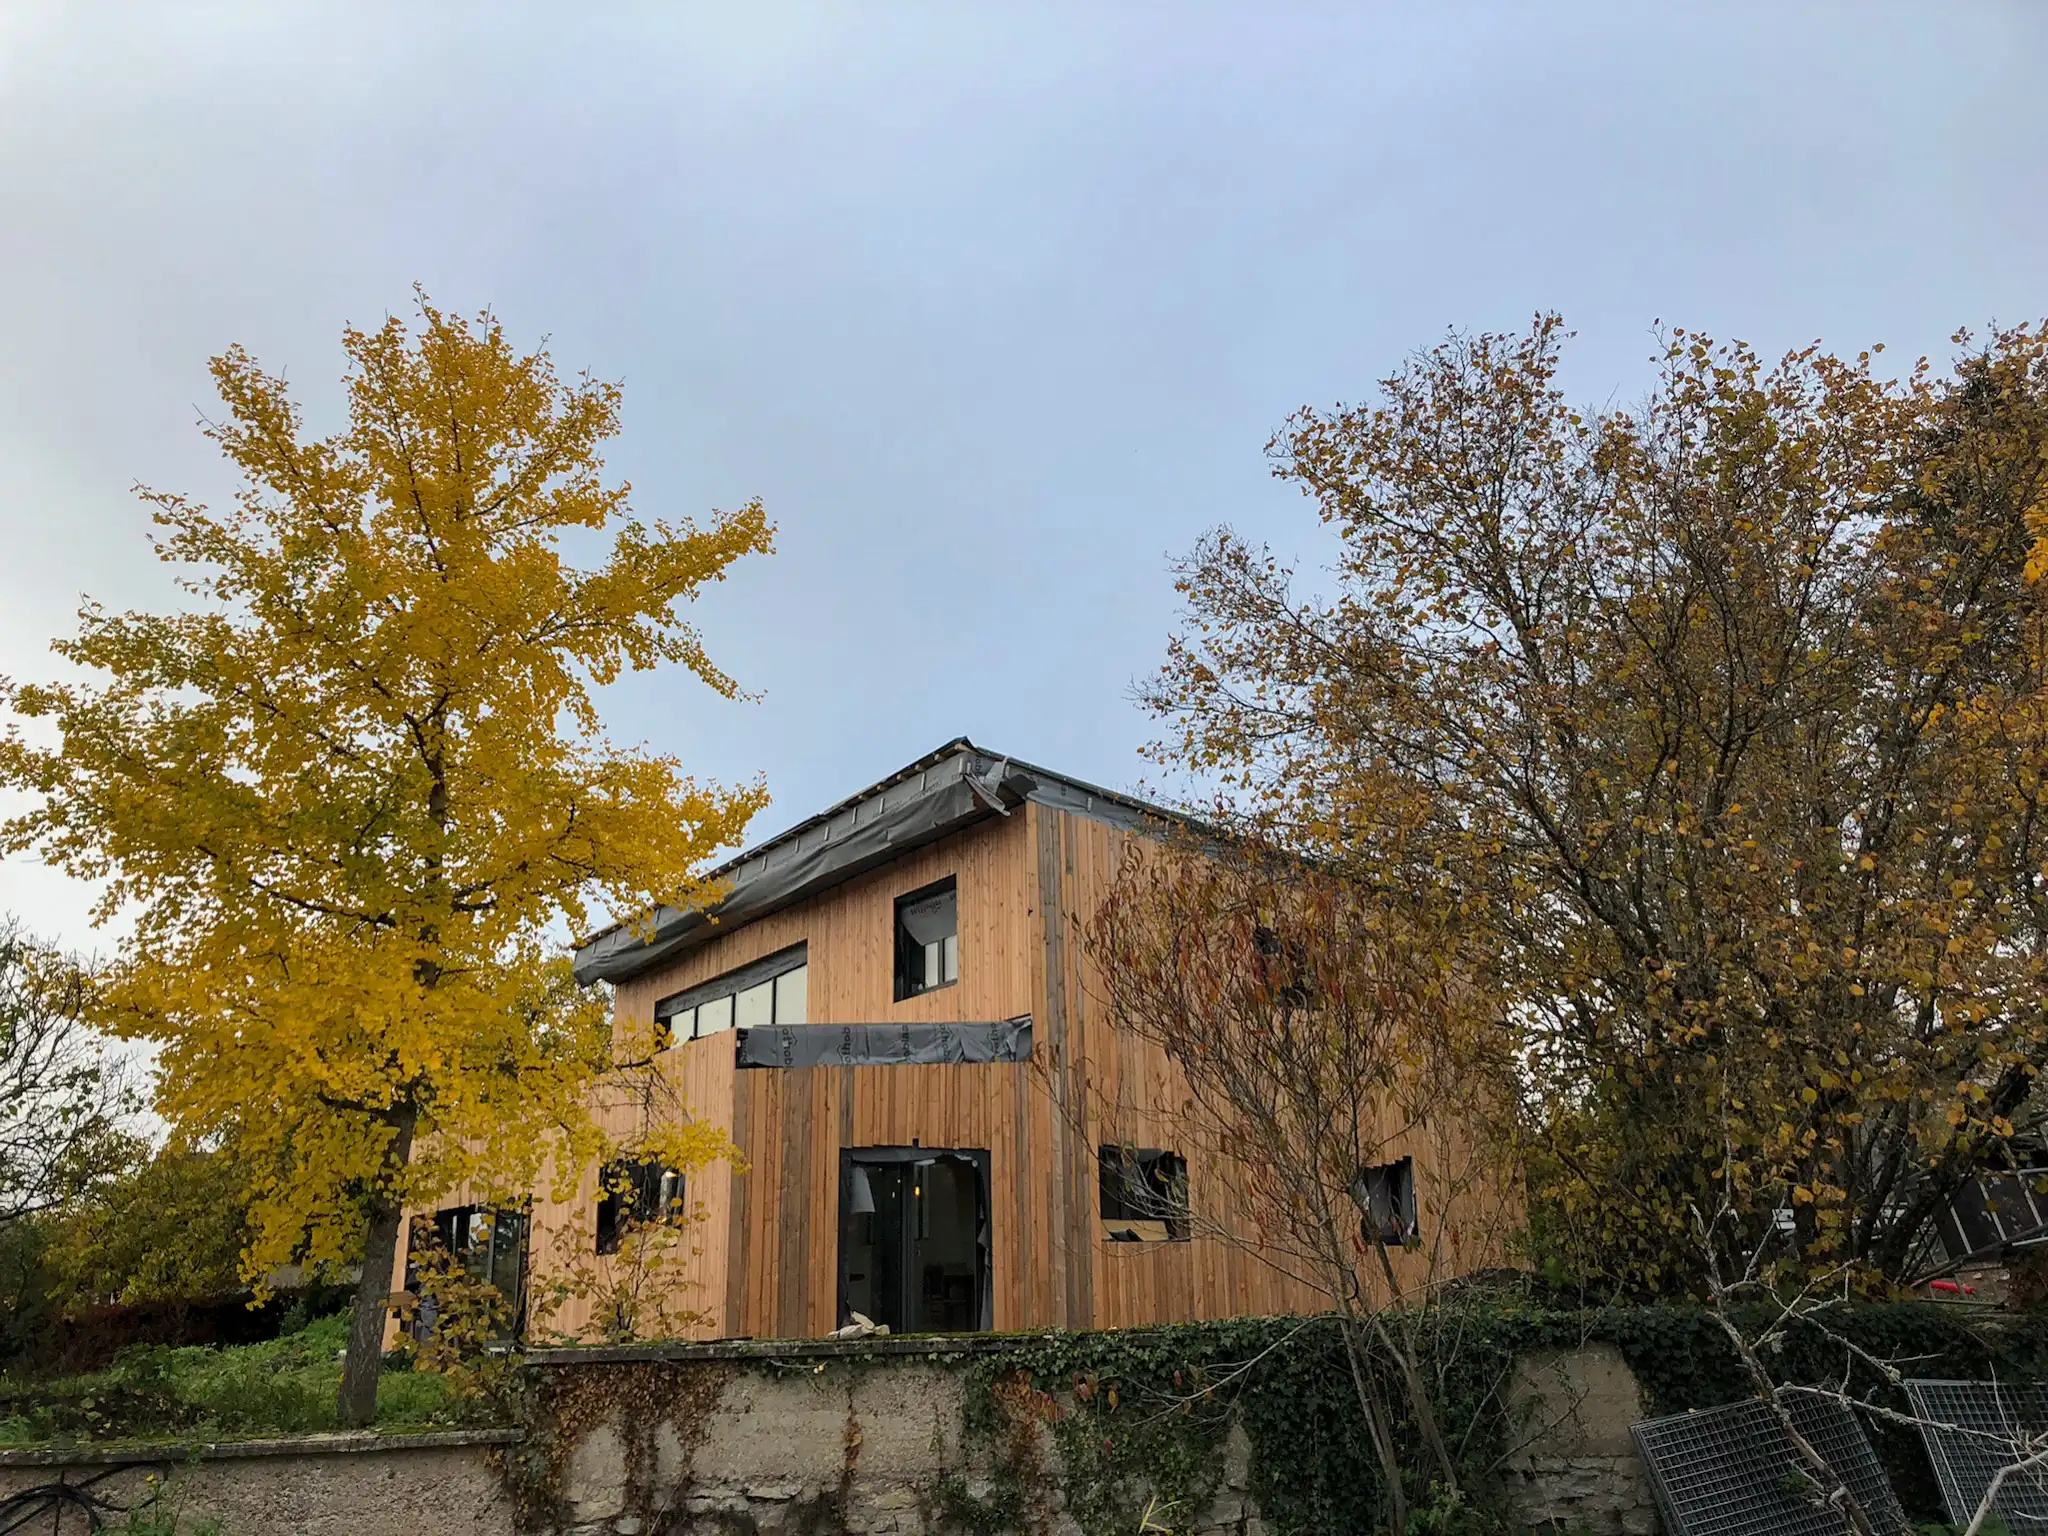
570;739;1177;988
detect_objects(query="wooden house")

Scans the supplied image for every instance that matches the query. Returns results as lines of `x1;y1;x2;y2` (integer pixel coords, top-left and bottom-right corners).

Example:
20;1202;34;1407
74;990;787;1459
398;739;1513;1343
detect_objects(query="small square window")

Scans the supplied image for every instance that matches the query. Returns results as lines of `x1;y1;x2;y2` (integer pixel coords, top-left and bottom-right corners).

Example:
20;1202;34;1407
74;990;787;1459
1098;1146;1190;1242
1352;1157;1417;1247
895;879;959;1001
595;1158;684;1255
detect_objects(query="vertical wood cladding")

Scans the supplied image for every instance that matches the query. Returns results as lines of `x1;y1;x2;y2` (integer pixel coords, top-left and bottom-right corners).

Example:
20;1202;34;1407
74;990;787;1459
517;800;1511;1341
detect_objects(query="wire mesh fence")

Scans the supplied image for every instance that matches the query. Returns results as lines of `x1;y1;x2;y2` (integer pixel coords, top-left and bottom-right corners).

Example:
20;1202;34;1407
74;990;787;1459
1631;1395;1910;1536
1902;1379;2048;1532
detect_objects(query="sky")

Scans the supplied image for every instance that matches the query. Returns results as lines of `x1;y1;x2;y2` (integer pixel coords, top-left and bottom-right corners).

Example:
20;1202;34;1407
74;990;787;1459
1;2;2044;953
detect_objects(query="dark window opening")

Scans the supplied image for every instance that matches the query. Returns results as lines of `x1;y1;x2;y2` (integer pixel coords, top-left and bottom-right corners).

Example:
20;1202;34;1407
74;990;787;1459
1253;924;1315;1009
894;879;959;1001
1099;1146;1190;1242
595;1158;685;1256
1352;1157;1418;1248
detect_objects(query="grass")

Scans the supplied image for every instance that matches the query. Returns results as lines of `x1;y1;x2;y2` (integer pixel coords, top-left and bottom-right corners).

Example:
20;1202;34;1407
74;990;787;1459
0;1313;480;1446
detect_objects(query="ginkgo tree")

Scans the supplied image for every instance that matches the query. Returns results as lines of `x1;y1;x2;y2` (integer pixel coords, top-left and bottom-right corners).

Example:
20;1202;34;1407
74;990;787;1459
0;292;770;1423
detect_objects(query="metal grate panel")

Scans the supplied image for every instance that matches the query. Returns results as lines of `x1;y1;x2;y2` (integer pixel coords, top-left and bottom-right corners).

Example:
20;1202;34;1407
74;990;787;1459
1902;1380;2048;1531
1632;1395;1910;1536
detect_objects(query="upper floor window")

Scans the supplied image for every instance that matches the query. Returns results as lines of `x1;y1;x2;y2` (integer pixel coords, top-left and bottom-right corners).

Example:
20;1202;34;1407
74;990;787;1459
655;943;807;1048
894;878;958;1000
1253;924;1315;1009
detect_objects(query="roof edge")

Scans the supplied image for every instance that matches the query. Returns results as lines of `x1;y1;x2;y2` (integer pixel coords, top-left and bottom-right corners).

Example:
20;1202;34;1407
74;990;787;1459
573;737;1184;986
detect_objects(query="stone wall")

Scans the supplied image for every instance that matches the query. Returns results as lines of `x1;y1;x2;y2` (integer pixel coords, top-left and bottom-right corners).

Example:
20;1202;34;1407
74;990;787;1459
0;1429;519;1536
0;1340;1669;1535
527;1348;1261;1536
1499;1345;1659;1535
519;1335;1663;1535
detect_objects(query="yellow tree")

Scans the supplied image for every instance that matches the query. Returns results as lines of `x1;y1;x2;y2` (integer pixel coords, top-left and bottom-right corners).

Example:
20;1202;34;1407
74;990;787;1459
0;293;770;1423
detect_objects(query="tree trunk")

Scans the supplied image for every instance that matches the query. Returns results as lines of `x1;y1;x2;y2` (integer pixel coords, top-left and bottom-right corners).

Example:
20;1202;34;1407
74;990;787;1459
1368;1236;1463;1494
1707;1304;1875;1536
337;1110;417;1429
1340;1315;1409;1535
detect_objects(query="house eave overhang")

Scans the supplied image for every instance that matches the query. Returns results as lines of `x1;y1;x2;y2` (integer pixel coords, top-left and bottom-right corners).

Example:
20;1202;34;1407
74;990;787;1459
571;738;1182;989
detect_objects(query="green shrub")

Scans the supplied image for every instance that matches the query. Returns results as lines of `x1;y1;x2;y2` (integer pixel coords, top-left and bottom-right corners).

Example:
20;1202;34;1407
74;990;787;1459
0;1311;467;1445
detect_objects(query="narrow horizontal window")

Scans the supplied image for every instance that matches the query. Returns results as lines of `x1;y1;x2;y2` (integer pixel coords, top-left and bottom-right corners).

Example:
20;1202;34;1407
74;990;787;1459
655;944;808;1043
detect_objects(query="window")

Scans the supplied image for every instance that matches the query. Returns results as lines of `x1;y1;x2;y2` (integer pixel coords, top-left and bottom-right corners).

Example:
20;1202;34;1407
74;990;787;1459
407;1205;527;1339
697;993;735;1037
1098;1145;1190;1242
595;1158;684;1256
654;944;807;1046
1352;1157;1417;1247
735;978;774;1029
894;879;959;1000
422;1206;526;1290
839;1148;992;1334
774;964;806;1025
1253;924;1315;1009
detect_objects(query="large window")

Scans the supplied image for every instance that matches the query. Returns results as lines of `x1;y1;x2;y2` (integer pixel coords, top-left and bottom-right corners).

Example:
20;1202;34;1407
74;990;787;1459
595;1157;684;1256
894;878;958;1000
1098;1145;1190;1243
655;943;807;1047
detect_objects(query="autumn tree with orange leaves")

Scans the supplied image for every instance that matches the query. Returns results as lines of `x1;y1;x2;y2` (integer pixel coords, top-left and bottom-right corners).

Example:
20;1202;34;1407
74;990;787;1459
0;294;769;1424
1140;315;2048;1299
1088;834;1519;1530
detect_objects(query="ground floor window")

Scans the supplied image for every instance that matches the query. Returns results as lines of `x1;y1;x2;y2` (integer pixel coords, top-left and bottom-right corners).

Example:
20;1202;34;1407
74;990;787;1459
1353;1156;1418;1247
595;1157;685;1255
837;1147;990;1334
1098;1145;1191;1242
407;1205;527;1340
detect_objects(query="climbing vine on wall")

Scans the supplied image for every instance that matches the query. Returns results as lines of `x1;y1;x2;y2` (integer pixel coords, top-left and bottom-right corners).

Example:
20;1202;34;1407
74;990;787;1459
937;1302;2048;1536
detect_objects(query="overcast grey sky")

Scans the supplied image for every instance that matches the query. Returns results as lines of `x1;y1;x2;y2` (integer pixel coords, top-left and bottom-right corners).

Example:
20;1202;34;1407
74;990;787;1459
2;3;2044;949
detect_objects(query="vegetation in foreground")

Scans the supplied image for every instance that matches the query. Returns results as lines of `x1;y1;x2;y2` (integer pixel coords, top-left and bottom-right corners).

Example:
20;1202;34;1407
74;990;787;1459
0;1313;477;1446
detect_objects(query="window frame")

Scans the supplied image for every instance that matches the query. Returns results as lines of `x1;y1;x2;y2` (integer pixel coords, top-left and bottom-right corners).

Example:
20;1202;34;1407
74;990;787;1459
408;1204;528;1339
595;1157;686;1256
1097;1144;1191;1243
654;942;808;1047
1353;1156;1418;1248
893;876;960;1002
